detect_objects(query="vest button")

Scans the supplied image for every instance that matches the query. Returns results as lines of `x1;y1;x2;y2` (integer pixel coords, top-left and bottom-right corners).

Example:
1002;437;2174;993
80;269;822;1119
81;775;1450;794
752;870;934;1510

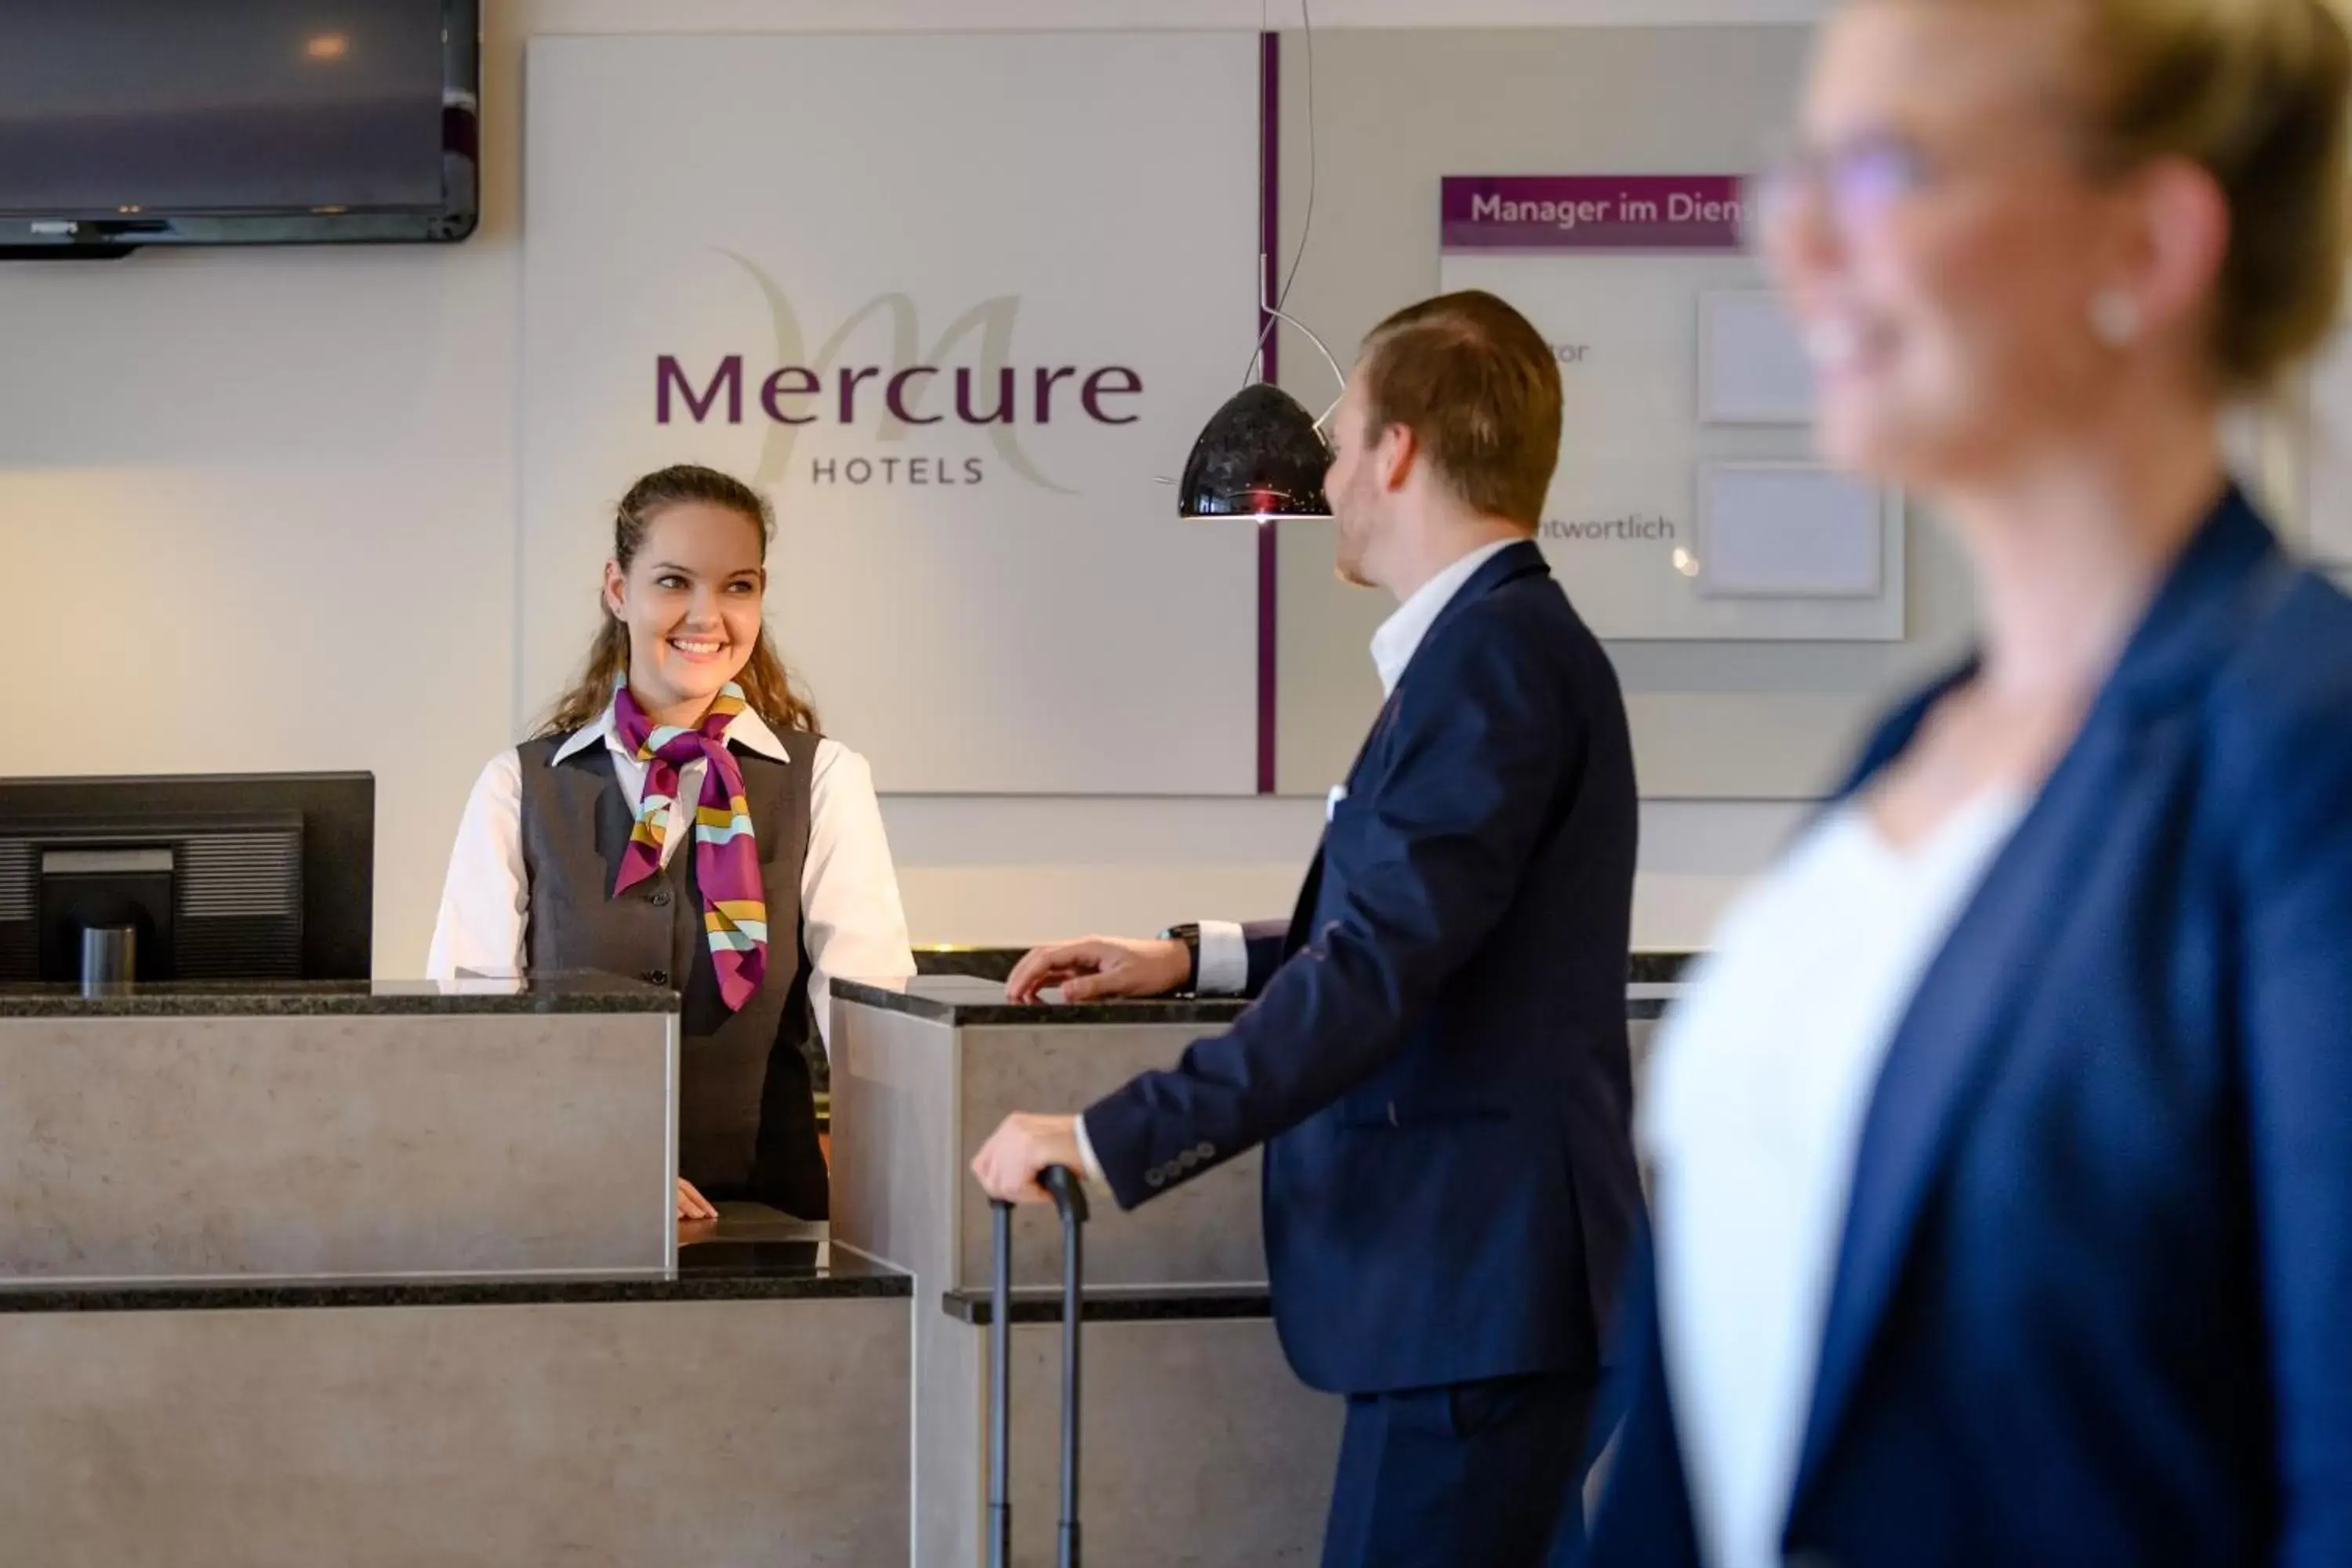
650;889;673;908
643;969;670;988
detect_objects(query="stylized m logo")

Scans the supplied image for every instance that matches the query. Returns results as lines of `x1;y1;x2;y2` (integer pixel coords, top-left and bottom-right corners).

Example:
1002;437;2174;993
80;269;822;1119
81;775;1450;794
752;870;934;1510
717;252;1079;495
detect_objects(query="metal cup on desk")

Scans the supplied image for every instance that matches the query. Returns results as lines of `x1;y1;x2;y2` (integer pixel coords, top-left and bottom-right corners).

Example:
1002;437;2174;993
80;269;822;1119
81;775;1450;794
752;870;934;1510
79;924;136;994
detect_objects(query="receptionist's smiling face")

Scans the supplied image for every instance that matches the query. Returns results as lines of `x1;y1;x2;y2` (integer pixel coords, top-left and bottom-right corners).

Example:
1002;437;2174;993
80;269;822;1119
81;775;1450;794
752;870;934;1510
601;500;768;720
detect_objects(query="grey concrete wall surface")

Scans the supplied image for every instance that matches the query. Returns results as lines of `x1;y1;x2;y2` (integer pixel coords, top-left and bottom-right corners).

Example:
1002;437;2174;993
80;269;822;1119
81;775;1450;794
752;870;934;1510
0;1012;674;1283
0;1296;909;1567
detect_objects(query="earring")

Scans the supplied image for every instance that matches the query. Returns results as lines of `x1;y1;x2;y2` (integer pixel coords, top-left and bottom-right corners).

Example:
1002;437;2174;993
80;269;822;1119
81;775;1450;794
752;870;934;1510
2090;289;2142;348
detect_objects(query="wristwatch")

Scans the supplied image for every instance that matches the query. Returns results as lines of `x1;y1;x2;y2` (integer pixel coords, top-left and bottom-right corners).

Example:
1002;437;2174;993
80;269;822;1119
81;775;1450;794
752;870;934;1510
1159;923;1203;995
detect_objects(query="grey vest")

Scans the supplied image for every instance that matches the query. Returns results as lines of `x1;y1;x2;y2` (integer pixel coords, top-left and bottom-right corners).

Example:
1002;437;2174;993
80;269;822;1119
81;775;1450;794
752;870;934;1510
516;731;829;1217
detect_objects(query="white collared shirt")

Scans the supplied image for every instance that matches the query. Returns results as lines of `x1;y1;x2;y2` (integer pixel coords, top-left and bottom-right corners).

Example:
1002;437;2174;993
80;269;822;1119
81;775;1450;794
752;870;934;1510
1368;536;1520;698
1640;790;2024;1568
424;699;915;1051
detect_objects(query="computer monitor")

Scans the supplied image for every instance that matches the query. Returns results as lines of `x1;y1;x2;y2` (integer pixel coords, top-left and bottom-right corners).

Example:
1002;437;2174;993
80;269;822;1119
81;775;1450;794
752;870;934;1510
0;773;373;984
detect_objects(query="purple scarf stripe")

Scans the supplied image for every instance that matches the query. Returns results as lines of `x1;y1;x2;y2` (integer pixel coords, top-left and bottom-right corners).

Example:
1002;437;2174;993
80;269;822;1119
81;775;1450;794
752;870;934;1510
610;684;768;1013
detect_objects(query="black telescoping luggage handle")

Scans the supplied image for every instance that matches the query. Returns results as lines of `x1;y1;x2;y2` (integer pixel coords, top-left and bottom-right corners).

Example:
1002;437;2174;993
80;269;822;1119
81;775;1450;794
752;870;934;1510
989;1164;1088;1568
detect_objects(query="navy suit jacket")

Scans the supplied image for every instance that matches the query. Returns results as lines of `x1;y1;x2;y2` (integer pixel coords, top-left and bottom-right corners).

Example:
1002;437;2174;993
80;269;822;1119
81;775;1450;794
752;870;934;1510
1083;540;1642;1396
1588;488;2352;1568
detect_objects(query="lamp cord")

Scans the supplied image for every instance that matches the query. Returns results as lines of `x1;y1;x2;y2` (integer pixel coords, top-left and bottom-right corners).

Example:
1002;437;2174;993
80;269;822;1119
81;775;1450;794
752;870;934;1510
1243;0;1318;390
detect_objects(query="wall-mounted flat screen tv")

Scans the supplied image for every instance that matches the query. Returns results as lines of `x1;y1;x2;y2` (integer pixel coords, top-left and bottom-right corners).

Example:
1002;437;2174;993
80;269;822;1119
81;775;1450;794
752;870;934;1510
0;0;478;256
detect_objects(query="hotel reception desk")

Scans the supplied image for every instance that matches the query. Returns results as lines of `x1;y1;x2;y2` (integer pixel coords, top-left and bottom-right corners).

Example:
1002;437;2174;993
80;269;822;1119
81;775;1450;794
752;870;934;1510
0;978;910;1568
0;967;1675;1566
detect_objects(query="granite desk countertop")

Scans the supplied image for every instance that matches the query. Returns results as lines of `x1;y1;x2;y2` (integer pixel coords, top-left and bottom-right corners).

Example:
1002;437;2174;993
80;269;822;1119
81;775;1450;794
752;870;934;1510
845;968;1685;1027
916;946;1693;986
0;971;681;1020
0;1207;908;1314
838;975;1252;1027
942;1283;1273;1327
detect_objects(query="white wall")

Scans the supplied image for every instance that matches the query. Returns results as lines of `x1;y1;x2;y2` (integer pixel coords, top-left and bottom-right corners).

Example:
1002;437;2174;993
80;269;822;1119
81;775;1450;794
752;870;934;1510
877;793;1804;949
1263;25;1975;806
0;0;1823;974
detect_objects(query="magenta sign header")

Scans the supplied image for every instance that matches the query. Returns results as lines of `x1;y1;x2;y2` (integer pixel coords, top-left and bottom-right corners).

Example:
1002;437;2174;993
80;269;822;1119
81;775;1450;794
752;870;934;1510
1440;175;1749;253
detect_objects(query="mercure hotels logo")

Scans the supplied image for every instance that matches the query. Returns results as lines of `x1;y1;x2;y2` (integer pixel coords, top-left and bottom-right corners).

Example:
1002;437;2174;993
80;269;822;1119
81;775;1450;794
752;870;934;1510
654;254;1145;495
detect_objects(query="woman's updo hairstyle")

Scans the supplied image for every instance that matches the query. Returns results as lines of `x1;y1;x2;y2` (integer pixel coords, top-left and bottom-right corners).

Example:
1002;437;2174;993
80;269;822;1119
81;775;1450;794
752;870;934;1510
2050;0;2350;391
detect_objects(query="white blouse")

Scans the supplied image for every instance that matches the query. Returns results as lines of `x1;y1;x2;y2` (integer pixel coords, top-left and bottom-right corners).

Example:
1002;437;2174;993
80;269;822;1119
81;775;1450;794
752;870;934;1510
1639;789;2026;1568
425;699;915;1051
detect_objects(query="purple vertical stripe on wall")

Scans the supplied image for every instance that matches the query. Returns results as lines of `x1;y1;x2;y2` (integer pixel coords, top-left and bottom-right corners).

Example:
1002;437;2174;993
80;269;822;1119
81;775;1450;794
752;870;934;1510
1257;30;1281;796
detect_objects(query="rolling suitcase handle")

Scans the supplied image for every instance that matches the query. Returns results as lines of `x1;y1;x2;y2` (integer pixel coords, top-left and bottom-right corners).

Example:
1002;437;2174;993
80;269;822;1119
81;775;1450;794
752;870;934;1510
988;1164;1089;1568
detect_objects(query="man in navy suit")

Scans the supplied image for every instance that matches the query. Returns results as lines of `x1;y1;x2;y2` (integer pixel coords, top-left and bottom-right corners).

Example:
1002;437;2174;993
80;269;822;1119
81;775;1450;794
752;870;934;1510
974;289;1642;1566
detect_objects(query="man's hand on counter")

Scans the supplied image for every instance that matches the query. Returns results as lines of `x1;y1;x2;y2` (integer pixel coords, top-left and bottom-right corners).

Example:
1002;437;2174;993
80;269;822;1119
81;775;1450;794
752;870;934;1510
972;1113;1083;1204
1005;937;1188;1004
676;1177;718;1223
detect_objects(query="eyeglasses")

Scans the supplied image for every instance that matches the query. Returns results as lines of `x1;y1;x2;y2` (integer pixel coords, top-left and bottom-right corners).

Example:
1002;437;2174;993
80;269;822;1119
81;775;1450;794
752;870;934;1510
1751;132;1937;240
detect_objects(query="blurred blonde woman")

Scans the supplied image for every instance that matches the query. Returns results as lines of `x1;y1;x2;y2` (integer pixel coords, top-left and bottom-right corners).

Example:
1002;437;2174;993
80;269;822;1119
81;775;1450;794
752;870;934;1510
1590;2;2352;1565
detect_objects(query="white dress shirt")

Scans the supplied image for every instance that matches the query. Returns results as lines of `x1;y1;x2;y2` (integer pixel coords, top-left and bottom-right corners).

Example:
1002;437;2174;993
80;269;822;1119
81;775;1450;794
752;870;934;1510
1367;535;1520;699
1639;789;2024;1568
1073;536;1525;1186
425;698;915;1051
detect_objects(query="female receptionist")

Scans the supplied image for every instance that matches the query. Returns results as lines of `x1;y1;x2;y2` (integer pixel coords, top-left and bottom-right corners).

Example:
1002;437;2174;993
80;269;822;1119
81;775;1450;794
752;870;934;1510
428;463;914;1221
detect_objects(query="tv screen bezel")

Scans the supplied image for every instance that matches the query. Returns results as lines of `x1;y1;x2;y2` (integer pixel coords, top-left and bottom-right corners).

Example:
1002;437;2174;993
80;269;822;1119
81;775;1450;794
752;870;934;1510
0;0;480;256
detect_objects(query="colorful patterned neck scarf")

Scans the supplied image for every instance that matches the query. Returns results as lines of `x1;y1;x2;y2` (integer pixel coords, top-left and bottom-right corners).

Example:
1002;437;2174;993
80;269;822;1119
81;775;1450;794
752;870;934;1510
609;681;768;1011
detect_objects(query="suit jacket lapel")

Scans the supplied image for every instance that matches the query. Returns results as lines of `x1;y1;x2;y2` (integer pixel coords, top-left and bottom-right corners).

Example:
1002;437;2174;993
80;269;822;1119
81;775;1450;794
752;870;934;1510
1417;539;1550;668
1786;488;2285;1514
1785;710;2132;1506
1282;541;1553;957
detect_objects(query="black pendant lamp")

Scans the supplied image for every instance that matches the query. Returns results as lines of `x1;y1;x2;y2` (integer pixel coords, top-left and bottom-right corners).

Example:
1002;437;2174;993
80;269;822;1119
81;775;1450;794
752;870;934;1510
1180;0;1336;524
1178;382;1334;522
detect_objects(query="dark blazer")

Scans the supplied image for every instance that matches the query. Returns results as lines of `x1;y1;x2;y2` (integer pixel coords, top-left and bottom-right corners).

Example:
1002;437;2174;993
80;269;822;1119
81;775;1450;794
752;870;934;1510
1588;487;2352;1568
1083;540;1643;1396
